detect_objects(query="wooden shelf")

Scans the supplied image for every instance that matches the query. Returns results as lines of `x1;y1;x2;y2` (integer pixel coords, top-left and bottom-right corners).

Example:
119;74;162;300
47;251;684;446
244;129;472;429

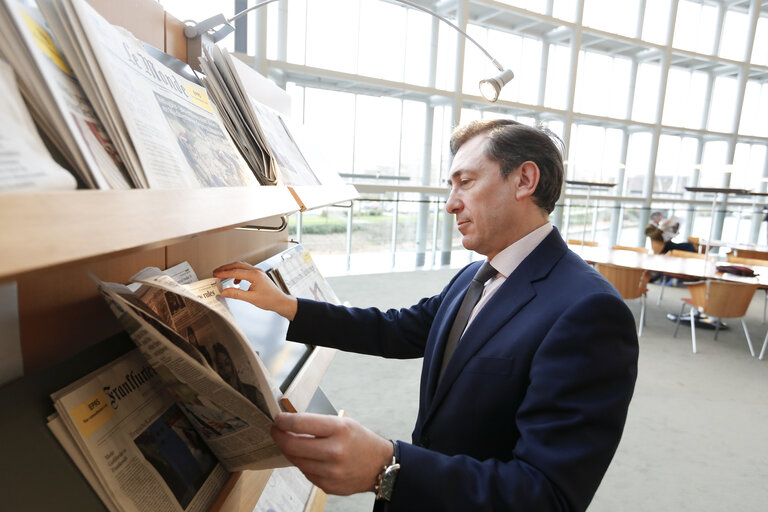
0;186;299;280
291;184;360;210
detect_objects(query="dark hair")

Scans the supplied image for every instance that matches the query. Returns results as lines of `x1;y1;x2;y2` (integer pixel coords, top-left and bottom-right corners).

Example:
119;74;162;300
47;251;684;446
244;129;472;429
450;119;564;213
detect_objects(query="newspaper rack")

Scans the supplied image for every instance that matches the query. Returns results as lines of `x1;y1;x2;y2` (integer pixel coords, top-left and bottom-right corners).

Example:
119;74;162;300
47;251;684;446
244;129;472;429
0;0;355;510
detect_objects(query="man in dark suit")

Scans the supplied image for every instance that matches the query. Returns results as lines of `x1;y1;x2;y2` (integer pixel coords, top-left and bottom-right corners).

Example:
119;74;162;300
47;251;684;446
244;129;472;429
214;119;638;511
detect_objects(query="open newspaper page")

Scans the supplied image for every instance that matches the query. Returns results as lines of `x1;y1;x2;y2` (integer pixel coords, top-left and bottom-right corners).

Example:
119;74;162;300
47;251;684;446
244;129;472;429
0;59;76;192
93;273;288;472
50;349;230;512
200;46;323;186
38;0;260;189
0;0;130;189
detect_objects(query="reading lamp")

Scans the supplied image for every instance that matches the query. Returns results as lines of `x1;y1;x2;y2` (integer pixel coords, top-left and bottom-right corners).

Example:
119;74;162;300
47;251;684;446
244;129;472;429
183;0;514;102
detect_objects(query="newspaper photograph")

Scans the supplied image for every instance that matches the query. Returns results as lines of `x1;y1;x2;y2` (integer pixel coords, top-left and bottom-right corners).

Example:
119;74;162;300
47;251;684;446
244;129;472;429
0;59;76;192
51;349;230;512
38;0;260;189
0;0;131;189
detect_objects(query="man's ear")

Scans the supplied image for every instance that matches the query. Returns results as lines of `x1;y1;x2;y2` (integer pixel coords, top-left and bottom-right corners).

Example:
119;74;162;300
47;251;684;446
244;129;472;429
515;161;540;200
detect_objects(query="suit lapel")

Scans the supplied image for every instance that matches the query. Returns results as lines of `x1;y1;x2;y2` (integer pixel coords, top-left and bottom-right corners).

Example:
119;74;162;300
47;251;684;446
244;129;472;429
424;230;568;422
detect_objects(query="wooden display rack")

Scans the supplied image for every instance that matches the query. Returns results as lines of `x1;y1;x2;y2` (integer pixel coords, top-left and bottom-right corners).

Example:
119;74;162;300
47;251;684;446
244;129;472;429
0;0;356;510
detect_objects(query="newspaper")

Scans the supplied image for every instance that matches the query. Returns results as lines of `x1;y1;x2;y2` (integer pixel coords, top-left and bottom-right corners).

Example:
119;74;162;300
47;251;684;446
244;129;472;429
37;0;260;189
0;0;130;189
0;58;76;192
50;349;230;512
93;272;288;473
253;467;314;512
199;46;323;187
47;413;120;511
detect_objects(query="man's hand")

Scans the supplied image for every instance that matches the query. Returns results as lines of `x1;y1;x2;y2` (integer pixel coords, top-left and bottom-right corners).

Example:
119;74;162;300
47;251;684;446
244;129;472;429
271;412;394;496
212;261;298;320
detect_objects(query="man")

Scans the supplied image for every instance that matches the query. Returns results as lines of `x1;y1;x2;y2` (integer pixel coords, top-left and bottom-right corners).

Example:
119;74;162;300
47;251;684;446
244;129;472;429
645;211;695;253
214;119;638;511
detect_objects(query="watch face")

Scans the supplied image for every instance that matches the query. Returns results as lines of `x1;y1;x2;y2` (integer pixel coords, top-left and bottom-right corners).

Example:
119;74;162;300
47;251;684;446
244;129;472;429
381;463;400;501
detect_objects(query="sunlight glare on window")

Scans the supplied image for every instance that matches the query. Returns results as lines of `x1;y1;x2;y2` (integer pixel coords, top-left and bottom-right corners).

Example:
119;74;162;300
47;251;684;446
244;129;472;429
305;0;358;73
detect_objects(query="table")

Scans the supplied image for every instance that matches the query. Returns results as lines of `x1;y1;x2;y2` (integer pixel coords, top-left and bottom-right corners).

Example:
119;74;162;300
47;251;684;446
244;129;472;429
570;244;768;287
698;240;768;260
570;244;768;328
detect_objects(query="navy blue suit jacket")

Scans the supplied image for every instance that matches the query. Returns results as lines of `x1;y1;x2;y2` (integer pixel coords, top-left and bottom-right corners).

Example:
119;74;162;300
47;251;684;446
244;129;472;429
287;229;638;511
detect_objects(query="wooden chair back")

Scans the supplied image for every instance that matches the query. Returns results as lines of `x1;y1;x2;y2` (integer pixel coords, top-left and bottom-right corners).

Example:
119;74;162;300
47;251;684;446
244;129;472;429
596;263;650;300
685;280;758;318
687;237;700;252
612;245;650;254
568;239;598;247
667;249;706;259
731;248;768;261
726;255;768;267
650;238;665;254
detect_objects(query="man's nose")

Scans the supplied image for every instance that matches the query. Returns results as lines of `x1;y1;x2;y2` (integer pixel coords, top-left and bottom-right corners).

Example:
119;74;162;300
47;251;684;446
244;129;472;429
445;189;461;214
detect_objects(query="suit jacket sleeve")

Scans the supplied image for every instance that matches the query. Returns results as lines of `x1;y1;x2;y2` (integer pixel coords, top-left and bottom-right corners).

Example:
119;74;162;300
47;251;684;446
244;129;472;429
388;291;637;511
287;295;439;359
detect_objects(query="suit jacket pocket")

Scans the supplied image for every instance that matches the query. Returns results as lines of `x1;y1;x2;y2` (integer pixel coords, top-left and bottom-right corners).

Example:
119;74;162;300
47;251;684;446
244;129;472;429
464;356;515;376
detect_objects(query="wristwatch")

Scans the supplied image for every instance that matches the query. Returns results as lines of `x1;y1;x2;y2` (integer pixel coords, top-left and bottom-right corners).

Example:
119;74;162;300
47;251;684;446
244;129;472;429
374;440;400;502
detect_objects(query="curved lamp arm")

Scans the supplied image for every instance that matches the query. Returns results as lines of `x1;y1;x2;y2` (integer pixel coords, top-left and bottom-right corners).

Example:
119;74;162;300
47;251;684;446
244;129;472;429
184;0;514;102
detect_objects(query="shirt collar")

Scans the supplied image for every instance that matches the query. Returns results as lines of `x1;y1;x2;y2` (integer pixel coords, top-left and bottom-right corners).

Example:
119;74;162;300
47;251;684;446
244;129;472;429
489;222;553;278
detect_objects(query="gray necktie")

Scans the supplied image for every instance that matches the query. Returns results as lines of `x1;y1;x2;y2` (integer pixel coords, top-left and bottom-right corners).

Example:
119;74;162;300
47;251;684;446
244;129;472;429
438;261;498;381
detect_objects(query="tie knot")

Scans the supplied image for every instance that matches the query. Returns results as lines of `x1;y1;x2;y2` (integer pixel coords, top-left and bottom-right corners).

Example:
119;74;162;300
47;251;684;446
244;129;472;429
474;261;497;284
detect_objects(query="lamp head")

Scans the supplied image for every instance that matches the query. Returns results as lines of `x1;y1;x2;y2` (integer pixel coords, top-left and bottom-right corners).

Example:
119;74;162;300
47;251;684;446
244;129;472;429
479;68;514;102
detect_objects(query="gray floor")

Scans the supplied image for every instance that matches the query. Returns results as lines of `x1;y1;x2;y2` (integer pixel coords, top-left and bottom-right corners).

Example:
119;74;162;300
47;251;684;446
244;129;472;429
315;268;768;511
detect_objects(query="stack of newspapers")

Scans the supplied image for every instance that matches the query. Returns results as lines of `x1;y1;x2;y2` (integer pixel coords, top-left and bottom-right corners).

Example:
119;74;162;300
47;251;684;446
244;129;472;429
48;245;338;512
38;0;260;188
0;0;332;191
0;0;263;189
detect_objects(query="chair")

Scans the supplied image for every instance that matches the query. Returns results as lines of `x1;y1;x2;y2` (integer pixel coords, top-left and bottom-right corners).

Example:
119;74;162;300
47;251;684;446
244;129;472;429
650;238;665;254
568;239;598;247
596;263;651;336
654;249;707;305
666;249;706;259
673;280;758;355
727;255;768;323
688;236;700;253
612;245;650;254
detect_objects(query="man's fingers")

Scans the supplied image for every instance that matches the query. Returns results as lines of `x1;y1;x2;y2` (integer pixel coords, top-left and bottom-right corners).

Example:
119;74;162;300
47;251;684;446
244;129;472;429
271;425;335;462
213;267;266;283
273;412;344;438
212;261;253;273
220;287;257;301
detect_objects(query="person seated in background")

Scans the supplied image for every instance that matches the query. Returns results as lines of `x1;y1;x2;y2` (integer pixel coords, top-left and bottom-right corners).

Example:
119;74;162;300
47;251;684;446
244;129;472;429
645;211;695;253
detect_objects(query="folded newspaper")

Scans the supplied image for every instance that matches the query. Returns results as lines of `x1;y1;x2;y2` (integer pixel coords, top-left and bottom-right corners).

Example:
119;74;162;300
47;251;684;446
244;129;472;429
37;0;260;189
0;58;76;192
199;46;323;187
0;0;130;189
49;246;338;511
